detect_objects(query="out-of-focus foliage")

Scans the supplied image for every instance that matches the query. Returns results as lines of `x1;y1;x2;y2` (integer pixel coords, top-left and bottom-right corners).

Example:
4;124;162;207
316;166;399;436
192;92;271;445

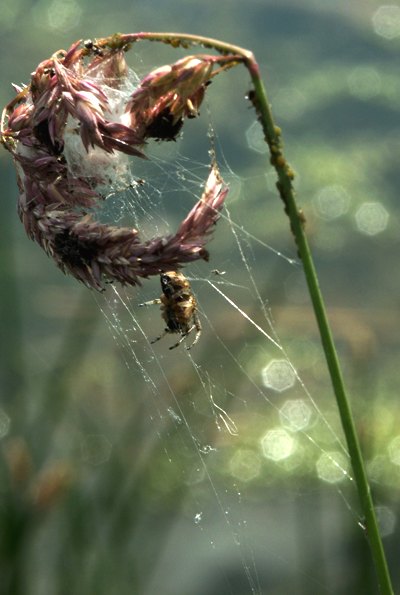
1;2;400;594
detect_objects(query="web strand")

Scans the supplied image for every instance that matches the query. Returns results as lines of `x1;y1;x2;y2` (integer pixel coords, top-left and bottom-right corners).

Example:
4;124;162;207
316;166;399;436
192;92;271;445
93;124;362;593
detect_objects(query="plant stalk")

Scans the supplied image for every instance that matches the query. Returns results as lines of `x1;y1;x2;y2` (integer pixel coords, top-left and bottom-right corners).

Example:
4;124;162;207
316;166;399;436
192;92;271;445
244;62;394;595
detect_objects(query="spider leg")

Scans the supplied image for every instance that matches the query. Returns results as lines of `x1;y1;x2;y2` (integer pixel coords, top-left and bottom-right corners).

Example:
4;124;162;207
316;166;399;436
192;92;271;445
186;315;202;350
139;298;162;307
186;329;201;350
150;328;169;345
169;329;193;350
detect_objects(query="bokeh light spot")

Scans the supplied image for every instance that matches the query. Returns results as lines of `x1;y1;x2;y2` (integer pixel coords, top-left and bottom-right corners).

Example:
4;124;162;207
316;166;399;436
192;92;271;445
388;435;400;465
375;505;397;537
347;66;381;100
261;428;296;461
245;121;268;154
355;202;389;235
0;408;11;439
1;0;22;28
47;0;82;31
261;359;296;392
313;185;350;220
279;399;313;432
367;454;388;483
221;172;242;202
273;87;307;121
372;5;400;39
316;451;350;483
230;448;262;482
375;506;397;537
81;434;112;465
186;466;206;486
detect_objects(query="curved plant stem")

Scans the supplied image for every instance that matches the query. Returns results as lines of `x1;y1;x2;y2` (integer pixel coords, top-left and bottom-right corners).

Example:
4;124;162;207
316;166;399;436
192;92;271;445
99;32;393;594
243;61;394;595
244;74;394;595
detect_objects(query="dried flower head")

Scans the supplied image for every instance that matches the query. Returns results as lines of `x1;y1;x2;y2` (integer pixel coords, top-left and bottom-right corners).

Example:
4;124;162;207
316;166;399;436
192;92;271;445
1;35;234;290
126;55;214;141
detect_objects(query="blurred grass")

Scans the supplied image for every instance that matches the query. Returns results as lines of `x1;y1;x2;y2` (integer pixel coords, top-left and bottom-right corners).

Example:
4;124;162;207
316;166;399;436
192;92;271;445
2;2;400;594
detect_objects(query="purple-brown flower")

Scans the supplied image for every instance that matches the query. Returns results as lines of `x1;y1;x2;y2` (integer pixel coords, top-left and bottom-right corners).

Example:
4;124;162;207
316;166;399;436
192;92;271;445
126;55;215;141
1;36;231;290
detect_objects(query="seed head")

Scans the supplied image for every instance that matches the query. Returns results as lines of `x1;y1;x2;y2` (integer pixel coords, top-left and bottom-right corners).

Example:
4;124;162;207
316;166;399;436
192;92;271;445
1;38;230;290
126;55;218;141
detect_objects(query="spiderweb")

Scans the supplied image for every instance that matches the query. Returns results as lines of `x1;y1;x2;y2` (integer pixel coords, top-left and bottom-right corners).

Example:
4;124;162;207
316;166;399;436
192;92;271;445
61;50;365;594
79;148;365;595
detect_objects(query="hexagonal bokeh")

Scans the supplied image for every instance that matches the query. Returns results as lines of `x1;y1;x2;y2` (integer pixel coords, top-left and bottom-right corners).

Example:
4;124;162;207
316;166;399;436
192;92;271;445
272;87;307;121
245;121;268;154
313;185;350;220
81;434;113;465
230;448;262;482
279;399;313;432
372;5;400;39
260;428;296;461
354;201;389;236
316;451;350;484
375;505;397;538
347;66;381;100
367;454;388;484
388;435;400;465
261;359;296;392
46;0;83;32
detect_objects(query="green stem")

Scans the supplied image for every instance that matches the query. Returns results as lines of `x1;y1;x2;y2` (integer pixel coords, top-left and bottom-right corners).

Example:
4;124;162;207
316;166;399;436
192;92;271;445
245;64;394;595
101;31;393;593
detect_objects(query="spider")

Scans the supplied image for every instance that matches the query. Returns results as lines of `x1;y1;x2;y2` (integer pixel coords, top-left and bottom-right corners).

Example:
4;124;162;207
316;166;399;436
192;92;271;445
146;108;184;141
139;271;202;350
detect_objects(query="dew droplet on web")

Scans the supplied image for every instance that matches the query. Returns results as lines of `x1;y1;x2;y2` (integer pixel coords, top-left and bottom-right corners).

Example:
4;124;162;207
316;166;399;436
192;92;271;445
194;512;203;524
233;533;241;546
199;444;217;454
167;407;183;424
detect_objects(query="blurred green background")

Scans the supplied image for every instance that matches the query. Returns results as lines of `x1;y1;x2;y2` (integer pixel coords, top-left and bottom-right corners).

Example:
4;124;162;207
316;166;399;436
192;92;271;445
2;1;400;594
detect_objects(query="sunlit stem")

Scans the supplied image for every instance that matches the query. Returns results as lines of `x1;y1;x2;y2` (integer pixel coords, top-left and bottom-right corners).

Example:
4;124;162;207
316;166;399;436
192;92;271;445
242;60;394;595
97;31;393;594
